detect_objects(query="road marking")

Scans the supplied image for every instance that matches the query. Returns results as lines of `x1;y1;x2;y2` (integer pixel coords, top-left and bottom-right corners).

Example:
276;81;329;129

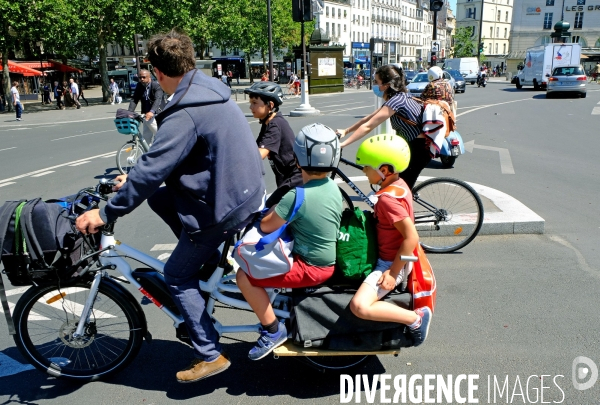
320;105;375;114
68;161;91;167
6;287;30;296
4;128;31;131
101;153;117;158
0;182;16;188
0;116;113;131
31;171;55;177
456;97;534;117
51;129;114;141
157;253;172;261
0;147;16;152
151;243;177;251
592;106;600;115
0;352;35;377
464;140;515;174
0;151;114;185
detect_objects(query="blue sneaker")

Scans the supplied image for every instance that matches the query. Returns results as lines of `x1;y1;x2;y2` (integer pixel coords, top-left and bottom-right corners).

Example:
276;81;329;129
411;307;432;347
248;322;288;361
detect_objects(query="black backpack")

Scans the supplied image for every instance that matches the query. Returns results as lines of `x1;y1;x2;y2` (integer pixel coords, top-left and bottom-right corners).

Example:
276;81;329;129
289;286;415;351
0;198;98;333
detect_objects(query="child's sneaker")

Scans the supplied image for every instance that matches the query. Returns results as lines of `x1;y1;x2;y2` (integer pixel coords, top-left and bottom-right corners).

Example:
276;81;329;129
248;322;287;361
411;307;432;347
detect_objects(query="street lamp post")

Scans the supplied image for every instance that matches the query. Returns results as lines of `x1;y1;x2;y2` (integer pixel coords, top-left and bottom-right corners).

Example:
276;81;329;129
430;0;444;66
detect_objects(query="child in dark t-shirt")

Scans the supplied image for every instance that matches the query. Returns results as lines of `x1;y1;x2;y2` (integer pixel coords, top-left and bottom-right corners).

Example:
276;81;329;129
246;82;303;207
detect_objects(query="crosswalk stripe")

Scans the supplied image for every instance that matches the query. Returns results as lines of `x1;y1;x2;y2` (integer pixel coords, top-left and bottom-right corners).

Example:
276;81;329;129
31;171;55;177
150;243;177;251
592;106;600;115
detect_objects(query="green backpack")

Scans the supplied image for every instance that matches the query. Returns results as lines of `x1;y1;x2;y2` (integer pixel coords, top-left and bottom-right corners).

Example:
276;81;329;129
335;208;378;281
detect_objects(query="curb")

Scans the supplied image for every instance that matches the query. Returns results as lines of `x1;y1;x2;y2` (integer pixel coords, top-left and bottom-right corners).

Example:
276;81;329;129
336;175;545;235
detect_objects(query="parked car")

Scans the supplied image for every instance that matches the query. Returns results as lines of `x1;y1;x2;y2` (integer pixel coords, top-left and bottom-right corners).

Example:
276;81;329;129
445;69;466;93
546;65;587;98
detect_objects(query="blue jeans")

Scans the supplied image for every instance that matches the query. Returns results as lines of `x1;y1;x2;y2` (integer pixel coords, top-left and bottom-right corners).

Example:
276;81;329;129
15;102;22;119
149;186;250;361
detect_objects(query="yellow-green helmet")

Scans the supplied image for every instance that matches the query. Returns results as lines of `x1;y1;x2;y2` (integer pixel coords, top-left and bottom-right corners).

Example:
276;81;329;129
356;134;411;173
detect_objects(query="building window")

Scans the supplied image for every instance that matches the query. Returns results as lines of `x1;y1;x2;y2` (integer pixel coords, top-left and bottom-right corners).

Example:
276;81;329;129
497;10;501;21
577;0;585;4
338;24;341;34
543;12;553;29
496;27;499;37
489;42;492;52
574;11;583;28
326;6;329;17
326;22;330;34
495;43;498;53
546;0;554;5
338;9;341;18
503;43;506;53
506;11;509;21
344;24;347;32
467;7;476;19
344;10;347;17
504;27;508;37
490;27;493;37
233;48;240;55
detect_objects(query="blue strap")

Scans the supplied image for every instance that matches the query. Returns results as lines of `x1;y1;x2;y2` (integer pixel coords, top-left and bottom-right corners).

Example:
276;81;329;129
255;187;305;251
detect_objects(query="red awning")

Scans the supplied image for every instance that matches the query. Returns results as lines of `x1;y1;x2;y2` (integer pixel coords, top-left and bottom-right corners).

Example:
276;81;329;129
0;61;45;76
48;60;83;73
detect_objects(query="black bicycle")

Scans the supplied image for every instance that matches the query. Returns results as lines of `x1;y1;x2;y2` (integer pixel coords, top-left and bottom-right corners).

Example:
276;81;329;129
332;157;484;253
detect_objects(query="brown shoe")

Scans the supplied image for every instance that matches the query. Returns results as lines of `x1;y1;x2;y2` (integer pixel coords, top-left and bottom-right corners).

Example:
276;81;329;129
176;353;230;383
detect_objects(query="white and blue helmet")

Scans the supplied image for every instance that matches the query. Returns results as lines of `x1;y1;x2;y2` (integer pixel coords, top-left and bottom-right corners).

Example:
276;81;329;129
293;123;341;171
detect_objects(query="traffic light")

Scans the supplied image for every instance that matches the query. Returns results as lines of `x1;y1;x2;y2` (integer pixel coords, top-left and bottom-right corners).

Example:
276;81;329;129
292;0;313;22
135;34;144;56
478;42;484;53
430;0;444;12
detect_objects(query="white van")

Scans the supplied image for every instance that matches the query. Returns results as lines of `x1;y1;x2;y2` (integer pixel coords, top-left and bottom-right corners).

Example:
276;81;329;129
444;58;479;84
513;43;581;90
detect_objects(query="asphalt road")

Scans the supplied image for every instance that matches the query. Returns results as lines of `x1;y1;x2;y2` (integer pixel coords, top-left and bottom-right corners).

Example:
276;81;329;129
1;81;600;404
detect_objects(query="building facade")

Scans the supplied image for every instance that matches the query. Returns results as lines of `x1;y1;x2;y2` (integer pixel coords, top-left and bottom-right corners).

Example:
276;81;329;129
508;0;600;72
456;0;513;67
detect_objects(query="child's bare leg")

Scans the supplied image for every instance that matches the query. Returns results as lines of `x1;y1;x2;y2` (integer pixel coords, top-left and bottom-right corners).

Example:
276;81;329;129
236;269;277;325
350;283;418;325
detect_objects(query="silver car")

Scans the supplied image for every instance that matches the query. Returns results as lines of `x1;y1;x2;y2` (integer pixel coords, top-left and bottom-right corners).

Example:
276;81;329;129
546;65;587;98
407;72;455;97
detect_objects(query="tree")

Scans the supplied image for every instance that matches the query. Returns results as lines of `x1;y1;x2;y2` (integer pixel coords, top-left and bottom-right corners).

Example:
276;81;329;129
452;27;476;58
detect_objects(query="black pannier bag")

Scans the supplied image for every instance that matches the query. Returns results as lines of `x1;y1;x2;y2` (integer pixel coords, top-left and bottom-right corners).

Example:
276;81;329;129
0;197;93;286
290;286;415;351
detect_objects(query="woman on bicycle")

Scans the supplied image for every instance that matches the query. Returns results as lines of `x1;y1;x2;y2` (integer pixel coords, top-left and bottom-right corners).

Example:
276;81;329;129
337;64;429;189
244;82;303;207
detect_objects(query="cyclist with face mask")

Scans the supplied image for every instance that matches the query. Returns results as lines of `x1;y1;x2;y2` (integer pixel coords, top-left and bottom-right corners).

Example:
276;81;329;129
337;64;428;189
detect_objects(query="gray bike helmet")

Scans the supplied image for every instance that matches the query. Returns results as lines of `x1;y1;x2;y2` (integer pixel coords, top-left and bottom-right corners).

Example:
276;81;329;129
244;81;284;108
293;123;341;171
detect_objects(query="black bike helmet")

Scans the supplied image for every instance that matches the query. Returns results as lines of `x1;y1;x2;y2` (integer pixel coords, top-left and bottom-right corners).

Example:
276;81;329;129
244;81;284;109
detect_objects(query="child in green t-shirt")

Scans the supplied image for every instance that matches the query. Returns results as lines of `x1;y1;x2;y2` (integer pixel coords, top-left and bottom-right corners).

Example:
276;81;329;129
236;123;342;360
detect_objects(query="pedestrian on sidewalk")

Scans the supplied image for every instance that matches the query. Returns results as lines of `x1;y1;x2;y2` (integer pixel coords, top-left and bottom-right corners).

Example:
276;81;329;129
69;78;82;109
594;62;600;83
221;72;230;88
76;79;89;106
11;81;23;121
53;81;65;109
109;78;120;104
42;82;52;104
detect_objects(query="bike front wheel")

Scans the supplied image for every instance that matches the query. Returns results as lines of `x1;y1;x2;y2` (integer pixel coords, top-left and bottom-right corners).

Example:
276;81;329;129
413;177;484;253
116;140;144;174
12;280;144;381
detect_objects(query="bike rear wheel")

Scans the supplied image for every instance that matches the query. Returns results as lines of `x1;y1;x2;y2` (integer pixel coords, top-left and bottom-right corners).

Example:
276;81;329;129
116;140;144;174
413;177;484;253
13;280;144;381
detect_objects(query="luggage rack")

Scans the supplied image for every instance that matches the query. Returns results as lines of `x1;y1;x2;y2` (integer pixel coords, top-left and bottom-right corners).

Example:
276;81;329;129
272;341;400;359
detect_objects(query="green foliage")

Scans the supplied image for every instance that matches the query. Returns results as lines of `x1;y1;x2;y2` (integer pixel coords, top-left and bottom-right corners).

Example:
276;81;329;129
452;27;476;58
1;0;314;99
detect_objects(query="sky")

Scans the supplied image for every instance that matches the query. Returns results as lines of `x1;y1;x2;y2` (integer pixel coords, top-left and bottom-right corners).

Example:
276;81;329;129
449;0;457;14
